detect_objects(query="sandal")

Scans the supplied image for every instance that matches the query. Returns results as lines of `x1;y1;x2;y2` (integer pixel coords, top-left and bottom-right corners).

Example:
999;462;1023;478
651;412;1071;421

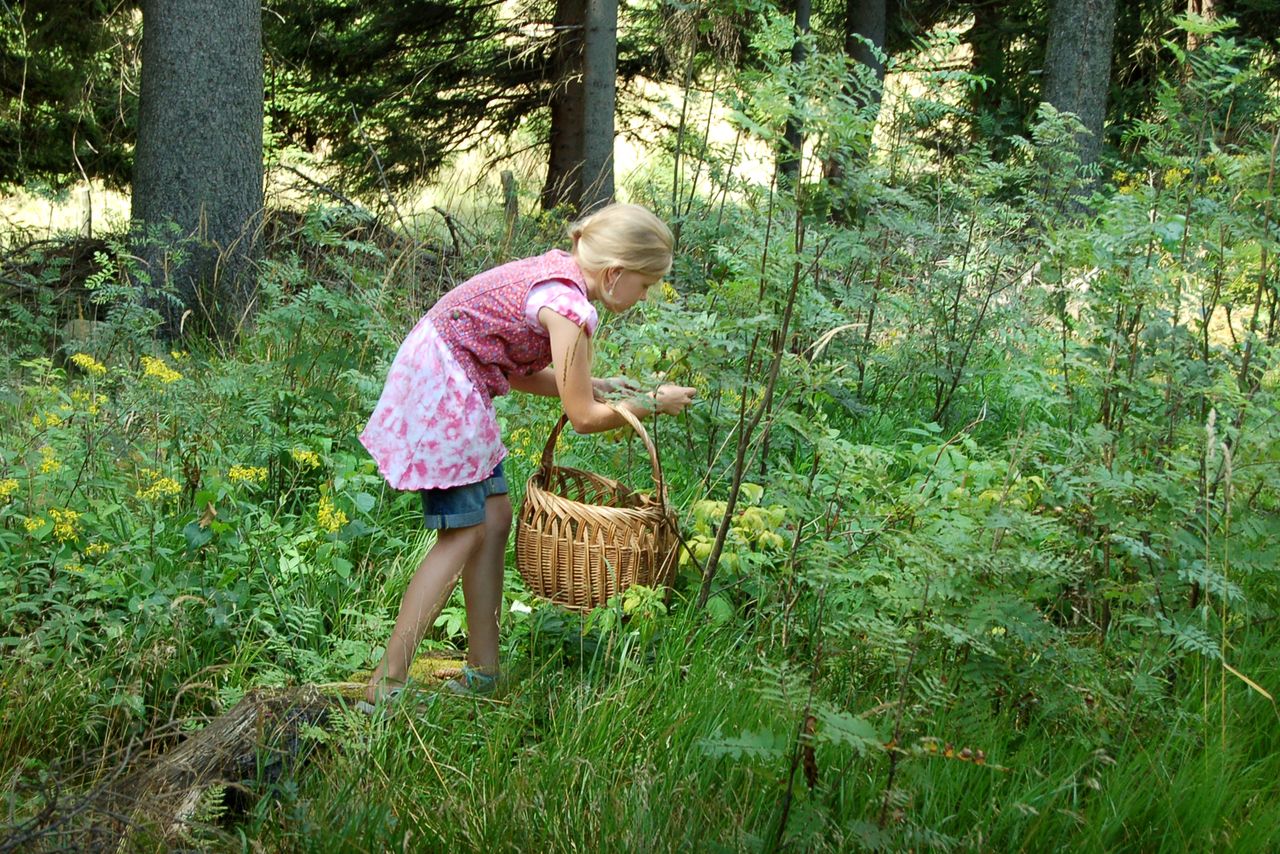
440;665;499;697
355;679;413;716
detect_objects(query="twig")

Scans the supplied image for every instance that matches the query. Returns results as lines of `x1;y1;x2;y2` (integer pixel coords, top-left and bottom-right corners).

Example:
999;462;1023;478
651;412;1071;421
432;206;467;256
350;106;411;236
878;576;931;828
280;165;366;212
769;586;827;852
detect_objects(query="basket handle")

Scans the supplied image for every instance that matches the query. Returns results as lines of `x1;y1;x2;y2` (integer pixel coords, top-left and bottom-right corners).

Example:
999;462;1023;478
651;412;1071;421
538;403;668;507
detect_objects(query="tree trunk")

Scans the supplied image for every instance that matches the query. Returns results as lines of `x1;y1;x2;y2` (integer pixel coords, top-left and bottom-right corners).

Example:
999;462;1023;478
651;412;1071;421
845;0;887;101
823;0;886;192
1042;0;1117;170
968;1;1005;120
133;0;264;340
1187;0;1217;53
779;0;812;185
580;0;617;212
542;0;615;214
106;688;332;845
541;0;587;211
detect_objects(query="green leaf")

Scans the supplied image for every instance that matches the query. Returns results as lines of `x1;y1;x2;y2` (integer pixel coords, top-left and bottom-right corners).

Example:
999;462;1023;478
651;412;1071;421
816;708;884;755
706;595;736;625
698;729;786;761
183;522;214;552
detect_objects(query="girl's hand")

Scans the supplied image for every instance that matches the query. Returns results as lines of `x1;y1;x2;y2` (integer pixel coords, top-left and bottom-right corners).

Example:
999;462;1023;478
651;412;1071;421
651;383;697;416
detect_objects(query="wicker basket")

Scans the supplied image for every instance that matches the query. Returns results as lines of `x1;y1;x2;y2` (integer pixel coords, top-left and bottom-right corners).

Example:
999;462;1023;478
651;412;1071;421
515;406;679;610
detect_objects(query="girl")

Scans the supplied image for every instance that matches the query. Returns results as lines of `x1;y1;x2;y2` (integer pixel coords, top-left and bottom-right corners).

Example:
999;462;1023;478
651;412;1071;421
359;203;696;707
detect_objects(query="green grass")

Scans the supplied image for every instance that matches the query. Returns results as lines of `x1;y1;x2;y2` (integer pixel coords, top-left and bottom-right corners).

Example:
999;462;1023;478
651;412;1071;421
192;607;1276;853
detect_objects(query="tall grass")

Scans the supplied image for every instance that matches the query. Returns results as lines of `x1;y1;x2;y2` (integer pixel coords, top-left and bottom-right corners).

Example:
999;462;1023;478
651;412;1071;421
215;603;1280;852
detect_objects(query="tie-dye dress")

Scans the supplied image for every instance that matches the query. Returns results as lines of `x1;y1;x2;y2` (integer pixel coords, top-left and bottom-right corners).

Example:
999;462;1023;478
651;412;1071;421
359;250;598;490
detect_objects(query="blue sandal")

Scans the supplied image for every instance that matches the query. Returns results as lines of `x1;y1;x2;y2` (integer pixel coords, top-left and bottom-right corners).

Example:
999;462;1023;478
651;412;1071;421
355;680;413;716
440;665;499;697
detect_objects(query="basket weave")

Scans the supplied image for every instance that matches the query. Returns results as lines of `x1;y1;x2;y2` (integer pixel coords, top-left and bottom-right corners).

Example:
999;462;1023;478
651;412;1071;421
516;405;678;610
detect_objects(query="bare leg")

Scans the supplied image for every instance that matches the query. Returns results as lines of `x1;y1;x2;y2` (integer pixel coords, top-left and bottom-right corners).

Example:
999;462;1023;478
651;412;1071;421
461;493;513;672
366;524;485;703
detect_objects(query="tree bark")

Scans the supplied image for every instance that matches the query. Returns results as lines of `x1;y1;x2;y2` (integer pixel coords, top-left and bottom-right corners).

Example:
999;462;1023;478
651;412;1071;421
845;0;887;102
1187;0;1217;53
823;0;886;192
133;0;264;340
1042;0;1117;170
542;0;615;214
106;688;332;846
779;0;812;185
580;0;617;212
541;0;587;211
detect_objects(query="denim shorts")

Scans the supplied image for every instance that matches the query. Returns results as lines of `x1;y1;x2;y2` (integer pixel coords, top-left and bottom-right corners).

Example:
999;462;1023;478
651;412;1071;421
419;462;509;530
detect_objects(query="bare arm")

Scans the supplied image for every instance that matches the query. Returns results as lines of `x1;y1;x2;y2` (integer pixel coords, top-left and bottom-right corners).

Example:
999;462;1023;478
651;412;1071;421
509;368;639;399
508;368;560;396
542;309;696;434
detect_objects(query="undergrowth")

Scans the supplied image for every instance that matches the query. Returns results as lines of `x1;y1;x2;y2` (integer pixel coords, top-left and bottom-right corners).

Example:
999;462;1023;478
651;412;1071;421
2;18;1279;853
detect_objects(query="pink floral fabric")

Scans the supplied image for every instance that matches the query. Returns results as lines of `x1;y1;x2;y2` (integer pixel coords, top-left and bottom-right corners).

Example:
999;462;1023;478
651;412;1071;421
429;250;586;398
360;253;596;491
525;281;598;332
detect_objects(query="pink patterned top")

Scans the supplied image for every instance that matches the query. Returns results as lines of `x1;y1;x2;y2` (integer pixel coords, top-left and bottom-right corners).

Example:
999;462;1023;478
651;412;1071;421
360;250;598;490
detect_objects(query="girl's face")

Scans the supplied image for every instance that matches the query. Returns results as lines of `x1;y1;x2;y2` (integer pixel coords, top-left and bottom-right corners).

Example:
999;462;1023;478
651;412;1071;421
602;268;661;312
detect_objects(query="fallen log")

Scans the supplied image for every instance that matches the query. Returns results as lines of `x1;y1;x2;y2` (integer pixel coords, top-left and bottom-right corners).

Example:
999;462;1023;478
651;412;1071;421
104;652;467;845
0;653;470;851
105;685;336;846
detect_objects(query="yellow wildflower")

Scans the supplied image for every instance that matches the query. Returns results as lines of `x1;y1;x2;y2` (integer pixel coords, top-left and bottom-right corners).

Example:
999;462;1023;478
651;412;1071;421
170;350;189;362
0;478;18;501
291;448;322;468
318;494;348;533
49;507;81;543
33;411;64;429
228;465;268;485
70;390;107;415
507;428;536;463
69;353;107;377
38;446;61;474
140;355;182;384
65;563;84;573
84;541;111;558
23;516;44;533
138;475;182;502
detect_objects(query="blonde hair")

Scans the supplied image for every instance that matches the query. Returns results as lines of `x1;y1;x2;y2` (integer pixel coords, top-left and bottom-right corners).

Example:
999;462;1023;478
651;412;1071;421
569;203;673;279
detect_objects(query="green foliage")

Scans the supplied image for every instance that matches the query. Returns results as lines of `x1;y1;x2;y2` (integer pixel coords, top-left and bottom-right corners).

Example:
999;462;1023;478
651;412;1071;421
0;1;139;190
262;0;521;194
3;16;1280;851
